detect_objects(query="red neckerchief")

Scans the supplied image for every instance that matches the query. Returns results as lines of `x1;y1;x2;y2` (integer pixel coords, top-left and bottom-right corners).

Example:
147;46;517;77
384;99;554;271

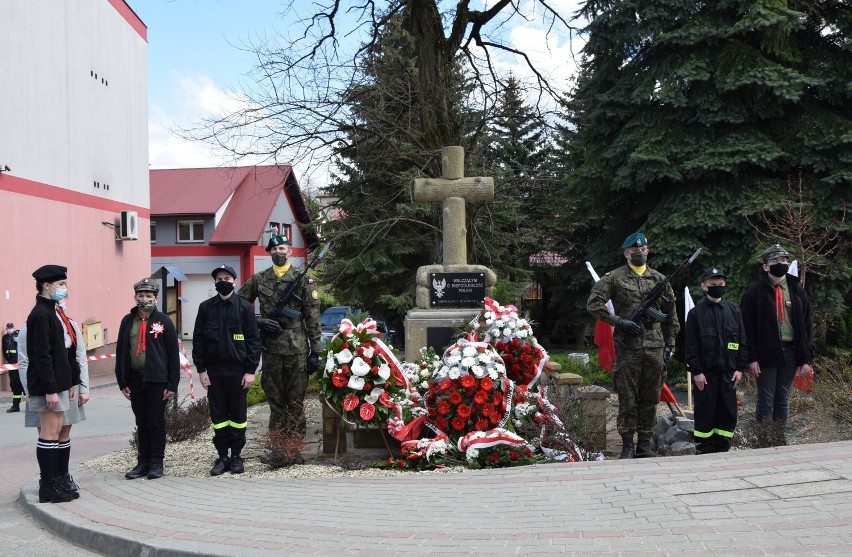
775;283;785;324
136;312;149;357
55;306;78;347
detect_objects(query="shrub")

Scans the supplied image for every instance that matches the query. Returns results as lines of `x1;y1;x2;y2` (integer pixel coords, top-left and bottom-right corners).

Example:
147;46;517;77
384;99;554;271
263;426;307;468
246;372;267;407
813;351;852;427
129;395;211;449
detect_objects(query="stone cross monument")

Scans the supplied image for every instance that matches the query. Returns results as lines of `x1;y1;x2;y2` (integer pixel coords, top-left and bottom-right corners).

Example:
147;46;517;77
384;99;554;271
404;146;498;361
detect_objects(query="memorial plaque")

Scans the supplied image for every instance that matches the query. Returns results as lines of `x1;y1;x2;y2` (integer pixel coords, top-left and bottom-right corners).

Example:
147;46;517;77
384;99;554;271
429;272;485;307
427;327;459;356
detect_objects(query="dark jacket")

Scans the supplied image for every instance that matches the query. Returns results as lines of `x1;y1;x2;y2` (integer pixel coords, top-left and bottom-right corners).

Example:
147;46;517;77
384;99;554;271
192;293;261;375
2;331;18;364
115;307;180;392
684;298;748;376
740;273;813;368
25;296;79;395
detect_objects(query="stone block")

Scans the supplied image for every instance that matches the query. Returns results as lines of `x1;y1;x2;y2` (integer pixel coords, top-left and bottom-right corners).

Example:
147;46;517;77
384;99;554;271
567;353;590;365
683;410;694;420
404;308;481;362
555;373;583;386
664;424;692;445
669;441;697;456
675;416;694;433
657;415;675;436
578;385;609;452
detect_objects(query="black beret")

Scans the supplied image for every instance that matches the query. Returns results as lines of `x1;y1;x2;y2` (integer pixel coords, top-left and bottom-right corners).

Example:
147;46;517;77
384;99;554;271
700;267;726;282
32;265;67;283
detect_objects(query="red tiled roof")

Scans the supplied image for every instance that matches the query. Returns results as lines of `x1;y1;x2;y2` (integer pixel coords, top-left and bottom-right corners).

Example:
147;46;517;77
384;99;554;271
150;165;317;246
150;167;252;216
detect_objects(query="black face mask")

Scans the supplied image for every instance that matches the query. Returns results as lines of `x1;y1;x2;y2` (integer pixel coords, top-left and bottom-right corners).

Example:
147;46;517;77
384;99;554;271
271;253;288;266
215;281;234;295
768;263;789;278
706;285;726;299
629;252;647;266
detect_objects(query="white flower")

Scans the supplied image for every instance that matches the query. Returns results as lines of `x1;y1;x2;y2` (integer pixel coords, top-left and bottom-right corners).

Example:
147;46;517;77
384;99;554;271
466;448;479;461
448;366;461;380
489;368;499;380
485;318;493;326
324;353;336;373
462;345;477;357
460;356;476;369
477;352;491;364
411;406;427;417
447;353;461;365
362;345;375;359
503;328;513;337
377;363;391;381
470;365;485;378
420;369;430;379
364;387;384;404
347;376;365;390
494;318;504;327
335;349;354;364
350;357;371;377
450;348;461;357
517;329;529;338
419;381;429;390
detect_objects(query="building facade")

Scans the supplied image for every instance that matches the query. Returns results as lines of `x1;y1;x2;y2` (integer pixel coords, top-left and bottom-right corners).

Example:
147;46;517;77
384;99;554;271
0;1;149;374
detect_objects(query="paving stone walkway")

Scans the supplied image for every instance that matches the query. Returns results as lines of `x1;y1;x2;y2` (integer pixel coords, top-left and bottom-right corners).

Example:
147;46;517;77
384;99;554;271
19;440;852;556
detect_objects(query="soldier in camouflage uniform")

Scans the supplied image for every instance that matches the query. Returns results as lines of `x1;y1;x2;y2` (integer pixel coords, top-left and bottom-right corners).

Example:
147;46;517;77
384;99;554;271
238;234;321;438
587;232;679;459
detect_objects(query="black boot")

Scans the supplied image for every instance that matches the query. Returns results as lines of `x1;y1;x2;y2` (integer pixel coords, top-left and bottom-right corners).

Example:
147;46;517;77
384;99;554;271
6;399;20;413
61;473;80;497
125;461;150;480
39;478;74;503
229;455;244;474
619;434;635;459
635;438;654;458
147;460;164;480
210;456;229;476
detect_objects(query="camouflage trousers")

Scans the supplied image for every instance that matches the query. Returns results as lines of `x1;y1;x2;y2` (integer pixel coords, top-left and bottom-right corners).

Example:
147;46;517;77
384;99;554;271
614;346;665;439
261;353;308;436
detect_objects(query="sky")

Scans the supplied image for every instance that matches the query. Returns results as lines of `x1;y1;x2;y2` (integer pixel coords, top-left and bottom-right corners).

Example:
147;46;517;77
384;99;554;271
133;0;585;190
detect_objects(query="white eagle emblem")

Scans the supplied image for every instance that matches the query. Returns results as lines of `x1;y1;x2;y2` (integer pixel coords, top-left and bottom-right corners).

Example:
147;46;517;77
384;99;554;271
432;277;447;298
151;322;165;338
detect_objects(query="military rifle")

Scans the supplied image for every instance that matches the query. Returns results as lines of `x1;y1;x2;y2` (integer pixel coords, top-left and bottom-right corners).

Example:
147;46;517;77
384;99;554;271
616;247;701;344
267;243;330;322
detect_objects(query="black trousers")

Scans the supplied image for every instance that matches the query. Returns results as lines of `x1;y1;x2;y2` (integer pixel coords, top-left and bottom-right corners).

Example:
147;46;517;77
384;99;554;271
693;369;738;453
128;374;168;462
8;369;24;398
207;373;248;457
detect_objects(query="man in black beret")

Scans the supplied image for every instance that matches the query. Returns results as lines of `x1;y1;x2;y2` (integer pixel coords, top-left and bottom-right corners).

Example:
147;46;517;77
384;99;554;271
193;265;261;475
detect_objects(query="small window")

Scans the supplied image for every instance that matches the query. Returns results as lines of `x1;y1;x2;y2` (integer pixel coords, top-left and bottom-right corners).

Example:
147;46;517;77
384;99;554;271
281;223;292;242
268;222;279;235
150;222;157;243
177;220;204;242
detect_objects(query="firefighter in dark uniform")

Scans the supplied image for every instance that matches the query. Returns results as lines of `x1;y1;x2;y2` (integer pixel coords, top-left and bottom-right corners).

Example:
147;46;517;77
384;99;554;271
684;267;748;454
587;232;680;459
238;234;321;439
4;322;23;412
193;265;261;475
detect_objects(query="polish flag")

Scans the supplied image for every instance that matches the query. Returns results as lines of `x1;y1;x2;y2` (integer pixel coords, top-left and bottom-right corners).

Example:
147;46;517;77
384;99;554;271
585;262;616;373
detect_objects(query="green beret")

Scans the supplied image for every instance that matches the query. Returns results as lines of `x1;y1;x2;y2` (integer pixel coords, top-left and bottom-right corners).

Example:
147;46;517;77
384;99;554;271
266;234;291;252
133;277;159;294
760;243;791;263
621;232;648;250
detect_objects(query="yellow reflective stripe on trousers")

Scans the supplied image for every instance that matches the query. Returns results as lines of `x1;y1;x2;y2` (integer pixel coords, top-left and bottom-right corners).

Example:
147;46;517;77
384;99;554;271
713;428;734;438
693;429;713;438
211;421;230;430
229;420;248;429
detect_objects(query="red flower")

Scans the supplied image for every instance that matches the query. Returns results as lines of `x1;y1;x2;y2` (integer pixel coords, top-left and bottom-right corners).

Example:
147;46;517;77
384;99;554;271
379;392;395;408
511;338;520;347
449;391;463;405
480;404;493;417
488;453;500;462
343;394;360;412
516;396;527;404
439;379;452;391
517;384;528;394
331;373;349;388
474;391;487;404
356;347;364;355
371;366;379;375
509;450;520;460
475;419;489;430
457;404;471;418
451;416;466;431
493;393;503;405
503;353;513;363
490;414;501;425
342;365;350;374
391;366;406;387
359;402;376;421
460;375;475;389
525;448;533;457
435;416;448;430
364;383;373;391
437;400;450;416
342;342;349;349
480;377;493;390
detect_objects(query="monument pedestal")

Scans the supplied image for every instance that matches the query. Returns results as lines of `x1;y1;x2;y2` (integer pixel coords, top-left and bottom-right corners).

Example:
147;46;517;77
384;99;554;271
405;308;480;362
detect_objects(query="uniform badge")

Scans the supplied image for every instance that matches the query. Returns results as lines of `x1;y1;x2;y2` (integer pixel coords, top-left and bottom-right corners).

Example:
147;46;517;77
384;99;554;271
311;290;319;300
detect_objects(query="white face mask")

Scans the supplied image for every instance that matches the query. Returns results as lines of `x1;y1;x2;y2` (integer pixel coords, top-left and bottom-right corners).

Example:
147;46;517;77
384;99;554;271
5;329;13;335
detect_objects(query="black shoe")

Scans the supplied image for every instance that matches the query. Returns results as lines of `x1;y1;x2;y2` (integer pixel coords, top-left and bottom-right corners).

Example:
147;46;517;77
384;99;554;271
38;478;75;503
210;457;229;476
125;461;149;480
60;474;80;498
147;460;164;480
6;403;20;413
635;440;654;458
229;456;244;474
619;435;635;459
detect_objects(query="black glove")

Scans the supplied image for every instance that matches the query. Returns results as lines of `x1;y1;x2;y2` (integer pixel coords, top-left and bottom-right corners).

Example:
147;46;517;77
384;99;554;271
257;317;283;335
306;351;320;374
664;345;675;364
615;318;645;337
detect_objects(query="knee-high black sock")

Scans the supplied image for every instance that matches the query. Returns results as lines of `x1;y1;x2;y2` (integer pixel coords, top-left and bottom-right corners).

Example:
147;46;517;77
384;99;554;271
57;440;71;476
37;438;58;480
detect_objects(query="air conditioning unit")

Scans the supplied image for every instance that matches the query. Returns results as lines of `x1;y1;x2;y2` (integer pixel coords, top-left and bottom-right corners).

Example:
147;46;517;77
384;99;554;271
119;210;138;240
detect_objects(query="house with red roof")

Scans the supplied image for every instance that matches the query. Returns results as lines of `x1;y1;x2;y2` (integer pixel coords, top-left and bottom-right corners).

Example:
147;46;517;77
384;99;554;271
149;165;318;339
